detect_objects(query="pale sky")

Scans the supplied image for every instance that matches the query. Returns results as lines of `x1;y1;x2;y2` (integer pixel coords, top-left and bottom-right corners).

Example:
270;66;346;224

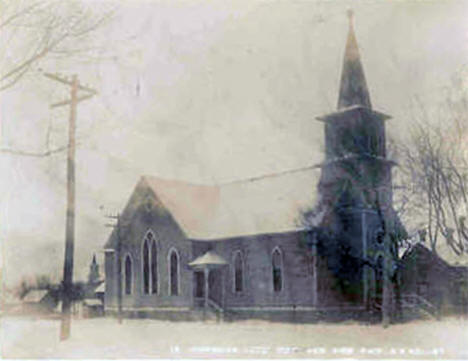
2;0;468;287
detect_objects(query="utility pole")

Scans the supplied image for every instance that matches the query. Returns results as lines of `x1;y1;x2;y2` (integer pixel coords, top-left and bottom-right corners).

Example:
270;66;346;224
45;72;97;341
105;214;123;324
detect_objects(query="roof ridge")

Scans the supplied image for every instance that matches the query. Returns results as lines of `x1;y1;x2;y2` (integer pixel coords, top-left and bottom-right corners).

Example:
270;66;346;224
141;175;217;187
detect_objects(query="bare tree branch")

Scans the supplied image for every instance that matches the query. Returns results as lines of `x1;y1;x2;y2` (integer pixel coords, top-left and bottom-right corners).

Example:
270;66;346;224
0;145;68;157
1;0;116;91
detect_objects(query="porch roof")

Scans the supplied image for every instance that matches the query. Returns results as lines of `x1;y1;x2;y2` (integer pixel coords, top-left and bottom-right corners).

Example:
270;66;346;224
188;251;228;268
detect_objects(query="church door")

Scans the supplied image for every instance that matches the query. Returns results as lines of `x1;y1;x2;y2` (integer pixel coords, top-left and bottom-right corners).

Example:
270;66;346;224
208;270;223;306
194;271;205;299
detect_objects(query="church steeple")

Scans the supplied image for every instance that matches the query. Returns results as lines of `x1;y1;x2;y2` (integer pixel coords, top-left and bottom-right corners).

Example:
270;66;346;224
337;10;371;110
88;253;100;284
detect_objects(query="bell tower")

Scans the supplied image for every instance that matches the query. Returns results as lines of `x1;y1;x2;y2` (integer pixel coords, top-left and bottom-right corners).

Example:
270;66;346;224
314;11;398;305
316;9;394;212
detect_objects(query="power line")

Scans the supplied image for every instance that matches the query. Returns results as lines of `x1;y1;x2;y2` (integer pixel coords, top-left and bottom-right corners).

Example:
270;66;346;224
220;162;321;185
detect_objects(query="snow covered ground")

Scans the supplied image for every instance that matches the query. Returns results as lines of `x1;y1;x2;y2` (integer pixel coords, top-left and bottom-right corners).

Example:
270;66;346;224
1;315;467;359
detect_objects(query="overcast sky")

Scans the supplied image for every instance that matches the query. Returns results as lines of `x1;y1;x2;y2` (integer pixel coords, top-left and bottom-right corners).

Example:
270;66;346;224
2;0;468;288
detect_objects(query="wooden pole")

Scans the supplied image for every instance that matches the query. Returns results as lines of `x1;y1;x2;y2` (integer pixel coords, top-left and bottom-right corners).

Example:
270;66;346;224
116;214;123;324
60;75;78;341
204;267;209;320
105;214;123;323
45;72;96;341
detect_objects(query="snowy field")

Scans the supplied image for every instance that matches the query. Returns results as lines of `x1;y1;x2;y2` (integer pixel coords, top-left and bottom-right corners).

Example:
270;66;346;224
1;316;467;359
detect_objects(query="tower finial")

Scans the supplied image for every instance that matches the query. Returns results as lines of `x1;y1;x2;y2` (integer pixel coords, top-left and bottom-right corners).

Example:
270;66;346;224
337;9;372;109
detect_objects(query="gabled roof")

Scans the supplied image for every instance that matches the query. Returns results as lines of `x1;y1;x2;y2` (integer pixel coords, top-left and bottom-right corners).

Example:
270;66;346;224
22;289;48;303
143;176;220;239
401;243;458;274
95;282;105;293
108;169;319;243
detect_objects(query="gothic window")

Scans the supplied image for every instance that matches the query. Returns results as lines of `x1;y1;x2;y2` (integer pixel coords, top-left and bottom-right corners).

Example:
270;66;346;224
143;237;150;294
124;255;132;295
142;231;158;295
151;240;158;294
168;249;179;296
272;247;283;293
233;251;244;293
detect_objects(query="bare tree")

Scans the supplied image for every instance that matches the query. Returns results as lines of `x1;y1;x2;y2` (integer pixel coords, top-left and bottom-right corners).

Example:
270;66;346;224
0;0;115;157
1;0;115;91
396;75;468;256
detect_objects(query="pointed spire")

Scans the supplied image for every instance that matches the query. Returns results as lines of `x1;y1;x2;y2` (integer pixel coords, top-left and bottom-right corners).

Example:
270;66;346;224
92;254;97;264
337;10;372;110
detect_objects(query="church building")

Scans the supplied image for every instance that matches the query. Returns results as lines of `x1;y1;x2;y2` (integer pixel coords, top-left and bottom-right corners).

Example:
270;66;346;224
103;12;403;321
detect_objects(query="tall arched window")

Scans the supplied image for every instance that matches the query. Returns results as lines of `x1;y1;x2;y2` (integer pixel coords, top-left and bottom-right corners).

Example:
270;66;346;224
233;251;244;293
151;240;158;294
142;232;158;294
143;238;150;294
272;248;283;293
168;249;179;296
124;255;132;295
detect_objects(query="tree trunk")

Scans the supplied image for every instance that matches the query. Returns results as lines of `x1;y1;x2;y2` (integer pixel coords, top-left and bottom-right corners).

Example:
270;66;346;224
382;233;392;328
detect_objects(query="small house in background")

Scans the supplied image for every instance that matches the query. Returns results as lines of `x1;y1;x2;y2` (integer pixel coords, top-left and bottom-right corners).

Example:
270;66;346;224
21;289;58;314
94;281;105;303
83;298;105;318
400;243;468;314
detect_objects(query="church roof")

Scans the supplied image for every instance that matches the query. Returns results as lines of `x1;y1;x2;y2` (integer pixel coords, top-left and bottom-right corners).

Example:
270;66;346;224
95;282;105;293
22;289;49;303
141;169;319;240
337;10;372;110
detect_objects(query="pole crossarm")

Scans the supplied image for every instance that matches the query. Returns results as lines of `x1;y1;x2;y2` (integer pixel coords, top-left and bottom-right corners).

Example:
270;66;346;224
51;93;95;108
44;72;97;94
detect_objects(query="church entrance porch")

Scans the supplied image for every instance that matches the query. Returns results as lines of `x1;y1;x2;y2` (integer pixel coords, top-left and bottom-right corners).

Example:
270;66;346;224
189;251;228;314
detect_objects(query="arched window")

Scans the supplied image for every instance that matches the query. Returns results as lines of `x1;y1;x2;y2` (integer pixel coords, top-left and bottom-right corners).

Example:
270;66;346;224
124;255;132;295
168;249;179;296
375;230;385;245
142;231;158;295
233;251;244;293
272;247;283;293
143;238;150;294
151;240;158;294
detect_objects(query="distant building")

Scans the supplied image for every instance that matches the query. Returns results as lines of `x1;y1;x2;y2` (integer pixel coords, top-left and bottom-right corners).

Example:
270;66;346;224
102;12;404;321
400;243;468;314
21;289;58;314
